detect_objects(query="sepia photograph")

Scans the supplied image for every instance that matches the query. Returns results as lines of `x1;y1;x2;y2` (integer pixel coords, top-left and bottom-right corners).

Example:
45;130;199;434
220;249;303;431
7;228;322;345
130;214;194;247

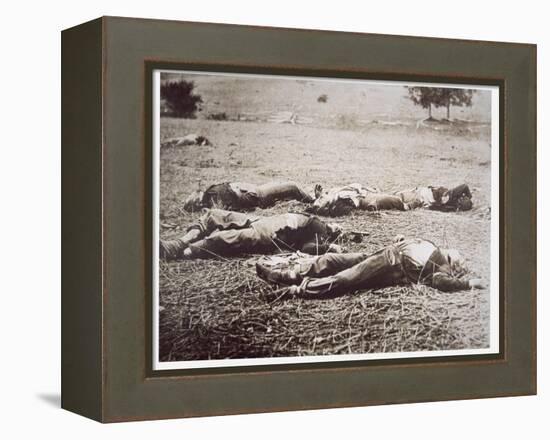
152;70;500;370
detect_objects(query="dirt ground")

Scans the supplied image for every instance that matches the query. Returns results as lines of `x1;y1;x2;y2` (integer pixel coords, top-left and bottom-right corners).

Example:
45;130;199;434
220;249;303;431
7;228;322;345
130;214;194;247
158;77;494;362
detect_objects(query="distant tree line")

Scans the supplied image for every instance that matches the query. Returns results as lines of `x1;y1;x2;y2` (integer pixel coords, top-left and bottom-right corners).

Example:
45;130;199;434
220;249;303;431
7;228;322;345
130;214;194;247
407;87;474;120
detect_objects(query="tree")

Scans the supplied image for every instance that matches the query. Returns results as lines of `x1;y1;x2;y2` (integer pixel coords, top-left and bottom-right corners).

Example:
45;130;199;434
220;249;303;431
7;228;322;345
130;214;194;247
407;87;474;120
160;80;203;118
439;88;474;120
407;86;439;120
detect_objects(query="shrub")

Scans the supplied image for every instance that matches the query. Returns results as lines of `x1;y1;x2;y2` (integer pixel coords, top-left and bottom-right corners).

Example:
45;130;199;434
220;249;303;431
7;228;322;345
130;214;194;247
207;112;228;121
160;80;203;118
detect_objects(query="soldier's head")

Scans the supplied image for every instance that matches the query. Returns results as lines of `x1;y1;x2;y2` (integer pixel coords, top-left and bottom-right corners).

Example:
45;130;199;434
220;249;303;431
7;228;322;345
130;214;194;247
441;248;467;276
326;223;343;239
431;186;449;203
196;135;210;146
457;196;473;211
183;191;205;212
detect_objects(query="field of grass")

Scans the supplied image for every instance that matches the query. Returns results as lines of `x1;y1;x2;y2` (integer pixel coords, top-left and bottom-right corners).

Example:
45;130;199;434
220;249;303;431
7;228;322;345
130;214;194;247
158;75;493;362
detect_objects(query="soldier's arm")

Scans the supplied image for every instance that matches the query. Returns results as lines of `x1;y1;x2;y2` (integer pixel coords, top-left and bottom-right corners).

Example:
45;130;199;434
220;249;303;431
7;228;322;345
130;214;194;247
431;272;475;292
428;203;457;212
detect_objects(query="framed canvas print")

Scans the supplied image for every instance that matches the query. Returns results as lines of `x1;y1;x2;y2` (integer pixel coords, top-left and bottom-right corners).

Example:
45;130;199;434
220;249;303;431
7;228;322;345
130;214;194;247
62;16;536;422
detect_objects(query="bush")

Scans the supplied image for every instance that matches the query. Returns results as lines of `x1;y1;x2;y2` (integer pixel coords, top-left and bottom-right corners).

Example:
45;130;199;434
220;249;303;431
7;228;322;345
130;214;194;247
317;94;328;103
160;80;203;118
207;112;228;121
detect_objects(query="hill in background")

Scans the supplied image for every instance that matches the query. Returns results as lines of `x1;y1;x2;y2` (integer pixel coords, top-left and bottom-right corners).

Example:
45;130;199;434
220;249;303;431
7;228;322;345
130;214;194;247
161;71;492;128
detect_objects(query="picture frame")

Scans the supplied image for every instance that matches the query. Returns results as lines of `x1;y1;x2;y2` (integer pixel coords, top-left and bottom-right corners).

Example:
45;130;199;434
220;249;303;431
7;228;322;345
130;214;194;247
61;16;536;422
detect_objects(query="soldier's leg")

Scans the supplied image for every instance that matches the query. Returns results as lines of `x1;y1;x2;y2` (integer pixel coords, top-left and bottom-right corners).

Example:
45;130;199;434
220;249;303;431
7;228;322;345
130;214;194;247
300;241;342;255
285;182;315;203
159;228;204;260
374;194;407;210
200;208;259;233
256;252;369;285
160;209;258;260
186;227;266;258
258;182;314;207
294;247;402;298
359;194;406;211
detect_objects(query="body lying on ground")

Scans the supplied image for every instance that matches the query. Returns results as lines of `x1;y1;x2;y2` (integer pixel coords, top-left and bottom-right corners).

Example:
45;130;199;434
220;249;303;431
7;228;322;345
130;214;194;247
160;208;343;260
307;183;473;216
256;235;485;299
394;184;473;211
162;134;211;147
306;183;407;216
183;181;315;212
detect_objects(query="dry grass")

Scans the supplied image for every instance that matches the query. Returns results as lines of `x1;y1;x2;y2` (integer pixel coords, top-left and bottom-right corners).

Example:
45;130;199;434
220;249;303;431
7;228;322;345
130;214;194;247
158;78;493;362
160;203;491;361
160;260;486;360
159;210;489;361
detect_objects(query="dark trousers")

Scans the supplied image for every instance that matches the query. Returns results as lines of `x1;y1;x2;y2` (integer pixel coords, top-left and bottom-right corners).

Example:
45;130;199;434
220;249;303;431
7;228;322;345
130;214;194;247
291;247;405;297
256;182;314;207
182;209;267;257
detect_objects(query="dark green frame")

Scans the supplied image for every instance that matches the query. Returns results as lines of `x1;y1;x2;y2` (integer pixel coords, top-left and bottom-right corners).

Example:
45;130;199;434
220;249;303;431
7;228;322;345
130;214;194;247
62;16;536;422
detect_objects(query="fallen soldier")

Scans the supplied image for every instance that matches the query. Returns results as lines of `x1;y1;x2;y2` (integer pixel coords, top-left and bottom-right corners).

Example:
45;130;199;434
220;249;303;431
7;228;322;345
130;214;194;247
256;235;486;298
306;183;407;216
161;134;211;147
159;208;343;260
183;181;315;211
394;184;473;211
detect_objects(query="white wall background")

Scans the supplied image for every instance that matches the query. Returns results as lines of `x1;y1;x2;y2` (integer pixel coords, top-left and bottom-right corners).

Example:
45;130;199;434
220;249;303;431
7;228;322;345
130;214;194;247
0;0;545;437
